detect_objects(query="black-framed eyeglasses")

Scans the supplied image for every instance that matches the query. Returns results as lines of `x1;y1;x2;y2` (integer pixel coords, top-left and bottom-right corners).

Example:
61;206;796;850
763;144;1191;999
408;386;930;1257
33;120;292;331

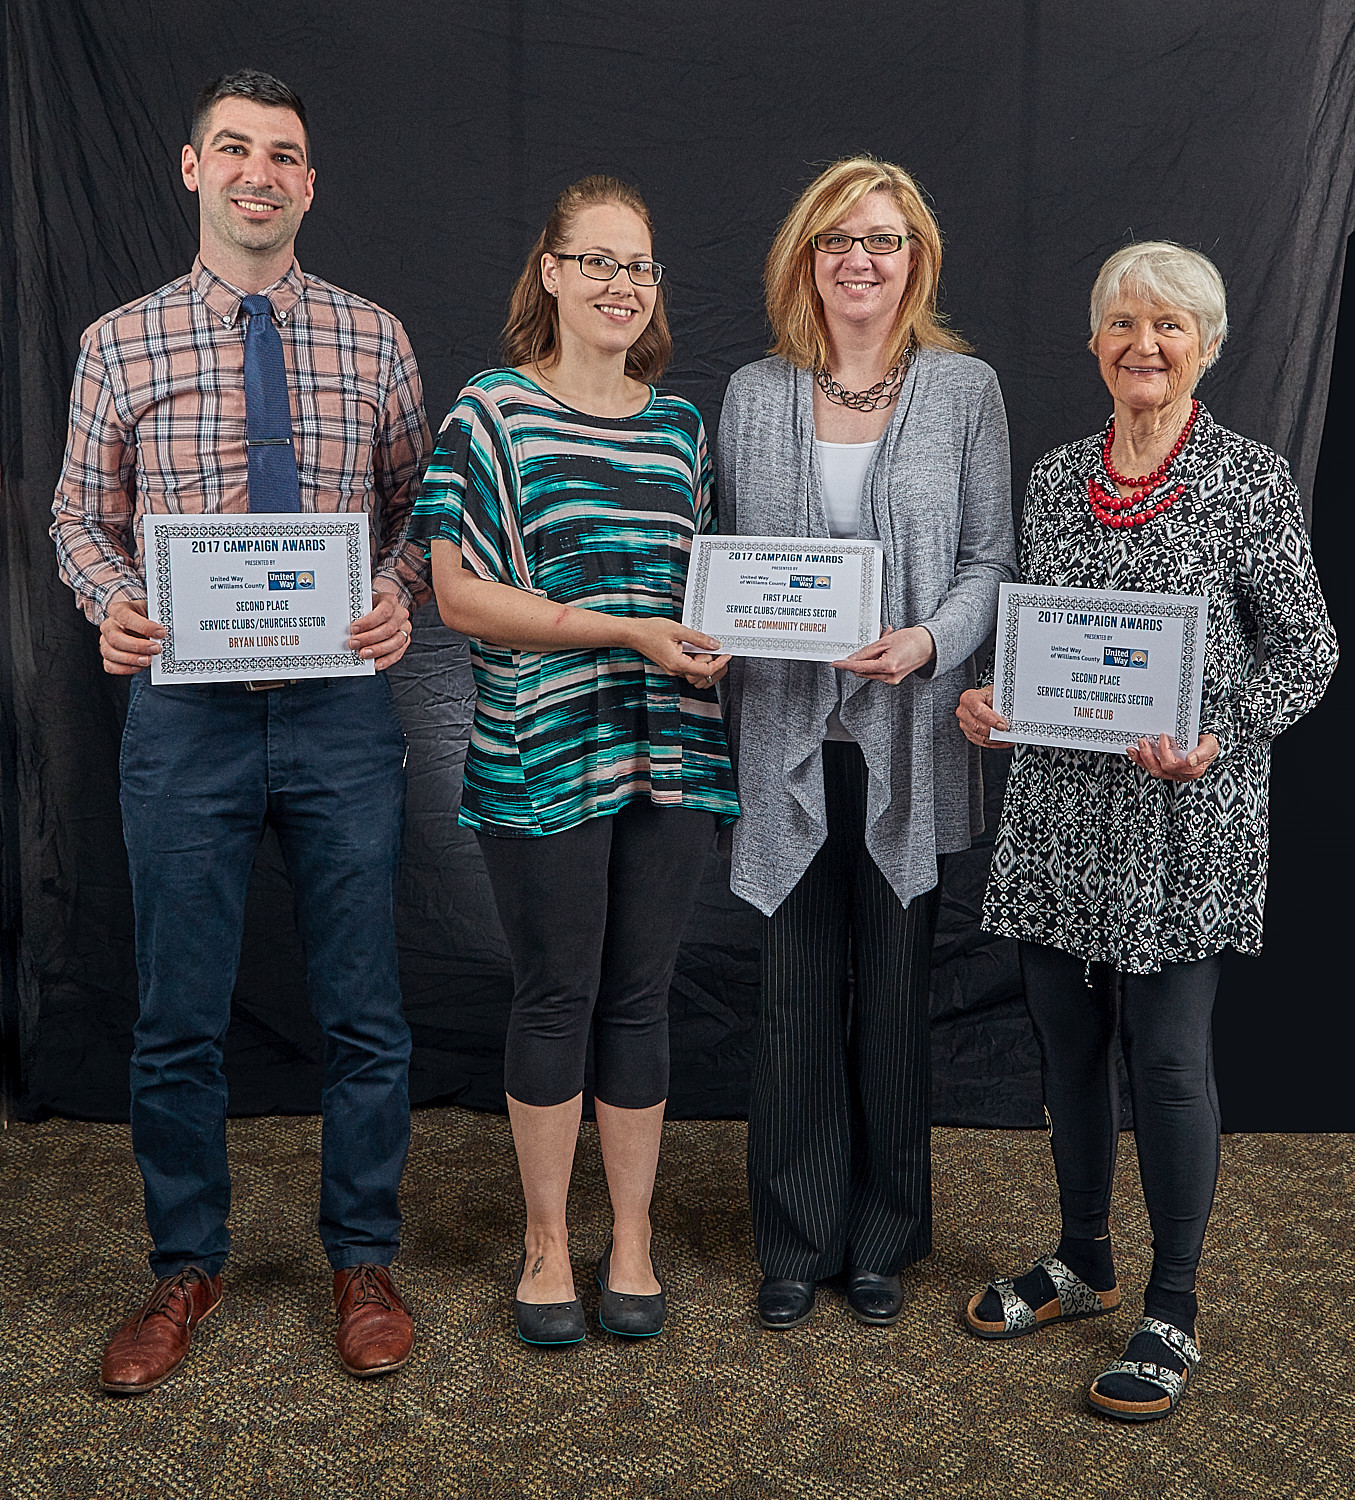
810;232;908;255
554;252;664;286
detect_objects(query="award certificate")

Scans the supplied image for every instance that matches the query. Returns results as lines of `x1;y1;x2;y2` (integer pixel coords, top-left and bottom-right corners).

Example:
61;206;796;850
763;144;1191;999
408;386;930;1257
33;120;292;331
144;513;375;684
682;535;884;662
990;583;1208;754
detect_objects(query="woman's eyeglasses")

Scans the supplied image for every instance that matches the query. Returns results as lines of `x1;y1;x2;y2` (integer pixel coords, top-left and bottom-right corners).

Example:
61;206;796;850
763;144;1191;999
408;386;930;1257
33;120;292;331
810;233;908;255
554;253;664;286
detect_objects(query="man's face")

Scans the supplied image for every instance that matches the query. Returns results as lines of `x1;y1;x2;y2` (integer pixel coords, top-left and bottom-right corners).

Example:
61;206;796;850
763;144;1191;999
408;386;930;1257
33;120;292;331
182;97;314;264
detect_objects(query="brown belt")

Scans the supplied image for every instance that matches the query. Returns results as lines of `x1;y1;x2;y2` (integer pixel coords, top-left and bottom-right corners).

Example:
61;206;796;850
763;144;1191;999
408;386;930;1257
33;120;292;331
243;679;299;692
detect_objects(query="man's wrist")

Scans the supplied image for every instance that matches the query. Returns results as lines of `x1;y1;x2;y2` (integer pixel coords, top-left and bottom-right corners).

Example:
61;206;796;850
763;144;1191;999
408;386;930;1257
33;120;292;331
97;581;149;624
372;575;411;610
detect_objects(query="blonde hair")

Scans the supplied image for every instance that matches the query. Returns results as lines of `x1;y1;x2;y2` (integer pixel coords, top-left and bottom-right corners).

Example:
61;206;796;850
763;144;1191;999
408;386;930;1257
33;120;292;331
1089;241;1228;368
501;174;672;384
764;156;968;371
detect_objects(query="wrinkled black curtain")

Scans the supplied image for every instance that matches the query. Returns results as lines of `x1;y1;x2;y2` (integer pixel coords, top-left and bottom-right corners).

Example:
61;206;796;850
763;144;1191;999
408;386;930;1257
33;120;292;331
3;2;1352;1128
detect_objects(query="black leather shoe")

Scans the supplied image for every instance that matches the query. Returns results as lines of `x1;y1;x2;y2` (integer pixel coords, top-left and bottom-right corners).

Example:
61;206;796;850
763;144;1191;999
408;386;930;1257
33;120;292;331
512;1252;585;1346
596;1243;667;1338
757;1277;816;1330
846;1267;904;1325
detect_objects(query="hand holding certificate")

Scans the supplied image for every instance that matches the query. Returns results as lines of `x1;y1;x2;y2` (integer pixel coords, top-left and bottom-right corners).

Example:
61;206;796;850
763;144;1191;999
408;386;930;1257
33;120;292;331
682;535;884;663
144;513;377;684
990;583;1208;755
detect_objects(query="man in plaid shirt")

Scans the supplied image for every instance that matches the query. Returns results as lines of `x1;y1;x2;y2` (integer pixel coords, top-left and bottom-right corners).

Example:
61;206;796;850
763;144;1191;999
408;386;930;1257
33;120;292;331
51;69;430;1394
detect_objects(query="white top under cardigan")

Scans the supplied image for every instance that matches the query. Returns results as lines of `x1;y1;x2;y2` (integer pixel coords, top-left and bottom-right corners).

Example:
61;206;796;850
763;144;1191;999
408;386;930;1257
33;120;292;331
717;350;1017;916
814;438;876;538
814;438;878;742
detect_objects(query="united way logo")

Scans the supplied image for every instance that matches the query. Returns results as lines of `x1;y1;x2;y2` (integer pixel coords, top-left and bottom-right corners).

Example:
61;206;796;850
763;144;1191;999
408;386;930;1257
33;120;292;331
1104;646;1148;668
789;575;833;589
268;571;316;591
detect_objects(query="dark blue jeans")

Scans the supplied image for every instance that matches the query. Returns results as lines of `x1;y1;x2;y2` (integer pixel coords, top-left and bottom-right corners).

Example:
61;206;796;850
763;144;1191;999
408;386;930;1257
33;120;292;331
120;673;411;1278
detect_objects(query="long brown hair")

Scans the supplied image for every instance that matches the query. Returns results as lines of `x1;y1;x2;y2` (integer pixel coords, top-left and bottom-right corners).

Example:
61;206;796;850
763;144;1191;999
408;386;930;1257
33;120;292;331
764;156;968;372
501;175;672;383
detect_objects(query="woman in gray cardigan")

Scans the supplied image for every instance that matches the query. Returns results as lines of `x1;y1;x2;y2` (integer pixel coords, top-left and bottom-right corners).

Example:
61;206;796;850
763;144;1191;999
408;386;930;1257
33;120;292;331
719;157;1015;1330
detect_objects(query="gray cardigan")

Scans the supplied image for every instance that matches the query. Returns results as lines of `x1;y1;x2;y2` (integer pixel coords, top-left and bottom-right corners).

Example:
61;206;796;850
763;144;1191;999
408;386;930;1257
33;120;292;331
717;350;1016;915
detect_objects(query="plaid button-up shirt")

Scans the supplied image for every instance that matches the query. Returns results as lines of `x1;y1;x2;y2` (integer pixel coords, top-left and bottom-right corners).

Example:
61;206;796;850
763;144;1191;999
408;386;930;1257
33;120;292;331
52;257;431;623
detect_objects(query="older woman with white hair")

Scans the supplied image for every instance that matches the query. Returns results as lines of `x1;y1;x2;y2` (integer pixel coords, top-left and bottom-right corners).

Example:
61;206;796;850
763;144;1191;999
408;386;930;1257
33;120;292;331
958;241;1337;1421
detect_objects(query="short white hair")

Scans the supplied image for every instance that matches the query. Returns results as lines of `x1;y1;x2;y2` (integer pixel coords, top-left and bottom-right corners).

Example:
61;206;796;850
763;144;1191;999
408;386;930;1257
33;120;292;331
1089;241;1228;369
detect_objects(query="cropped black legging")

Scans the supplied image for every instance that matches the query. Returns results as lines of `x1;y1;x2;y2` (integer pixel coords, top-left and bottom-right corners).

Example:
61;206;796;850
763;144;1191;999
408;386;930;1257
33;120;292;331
1019;941;1223;1298
477;801;716;1110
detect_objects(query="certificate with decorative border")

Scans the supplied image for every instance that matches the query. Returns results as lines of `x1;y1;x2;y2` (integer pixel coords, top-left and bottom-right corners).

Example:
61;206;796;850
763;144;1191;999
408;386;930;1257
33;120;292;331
990;583;1208;753
144;513;375;684
681;535;884;662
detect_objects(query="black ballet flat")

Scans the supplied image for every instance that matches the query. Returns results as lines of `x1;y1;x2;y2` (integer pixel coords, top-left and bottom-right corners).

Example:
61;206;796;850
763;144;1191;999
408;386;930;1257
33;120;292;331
757;1277;816;1330
846;1267;904;1326
596;1243;667;1338
512;1252;585;1346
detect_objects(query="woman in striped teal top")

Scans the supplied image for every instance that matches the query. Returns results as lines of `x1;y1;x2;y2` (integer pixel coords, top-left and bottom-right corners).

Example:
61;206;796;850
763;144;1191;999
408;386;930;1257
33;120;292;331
415;176;737;1346
418;368;736;835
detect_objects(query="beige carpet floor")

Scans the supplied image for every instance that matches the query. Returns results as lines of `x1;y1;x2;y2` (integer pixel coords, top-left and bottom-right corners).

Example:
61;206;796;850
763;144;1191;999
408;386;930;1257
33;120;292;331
1;1111;1351;1499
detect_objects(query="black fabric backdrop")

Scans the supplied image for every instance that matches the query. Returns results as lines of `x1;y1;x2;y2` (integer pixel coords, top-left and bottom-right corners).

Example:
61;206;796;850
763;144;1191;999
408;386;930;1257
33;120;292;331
2;2;1352;1129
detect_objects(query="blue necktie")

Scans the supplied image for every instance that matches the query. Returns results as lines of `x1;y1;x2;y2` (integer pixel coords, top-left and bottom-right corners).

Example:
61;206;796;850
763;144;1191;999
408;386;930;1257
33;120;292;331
242;293;301;513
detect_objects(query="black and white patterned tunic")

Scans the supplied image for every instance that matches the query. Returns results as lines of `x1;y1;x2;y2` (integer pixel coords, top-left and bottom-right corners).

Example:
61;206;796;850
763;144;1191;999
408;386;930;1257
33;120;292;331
982;405;1338;973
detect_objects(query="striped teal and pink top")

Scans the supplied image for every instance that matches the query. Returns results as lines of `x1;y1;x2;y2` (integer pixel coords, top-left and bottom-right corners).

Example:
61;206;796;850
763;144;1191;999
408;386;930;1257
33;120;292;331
412;369;738;837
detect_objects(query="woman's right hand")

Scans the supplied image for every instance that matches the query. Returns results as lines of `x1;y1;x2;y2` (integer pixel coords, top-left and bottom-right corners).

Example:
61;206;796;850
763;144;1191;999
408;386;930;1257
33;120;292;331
956;685;1011;749
627;617;732;687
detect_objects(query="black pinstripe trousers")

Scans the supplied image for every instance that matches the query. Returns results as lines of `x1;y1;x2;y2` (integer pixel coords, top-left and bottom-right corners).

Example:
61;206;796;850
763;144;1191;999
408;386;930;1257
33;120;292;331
747;741;940;1281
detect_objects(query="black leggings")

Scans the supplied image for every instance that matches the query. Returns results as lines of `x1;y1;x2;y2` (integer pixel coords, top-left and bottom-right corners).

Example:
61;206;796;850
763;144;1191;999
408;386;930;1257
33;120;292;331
1019;941;1223;1298
477;801;716;1110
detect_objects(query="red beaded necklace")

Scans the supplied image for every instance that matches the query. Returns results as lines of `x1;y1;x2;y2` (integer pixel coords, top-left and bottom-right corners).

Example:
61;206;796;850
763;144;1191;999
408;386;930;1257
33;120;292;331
1087;399;1199;529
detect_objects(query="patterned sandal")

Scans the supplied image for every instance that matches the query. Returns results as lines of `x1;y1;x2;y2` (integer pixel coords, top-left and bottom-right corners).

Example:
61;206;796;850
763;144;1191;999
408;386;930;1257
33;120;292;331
964;1253;1121;1340
1088;1317;1201;1422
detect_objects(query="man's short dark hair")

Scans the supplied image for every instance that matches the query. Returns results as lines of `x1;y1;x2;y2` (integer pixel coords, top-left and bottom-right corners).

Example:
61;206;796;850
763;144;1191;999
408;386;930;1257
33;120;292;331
190;69;310;161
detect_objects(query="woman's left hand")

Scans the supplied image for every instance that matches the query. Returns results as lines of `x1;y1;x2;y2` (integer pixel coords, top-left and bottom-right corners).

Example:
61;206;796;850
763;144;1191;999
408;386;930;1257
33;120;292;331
832;625;936;685
680;651;732;689
1127;732;1220;782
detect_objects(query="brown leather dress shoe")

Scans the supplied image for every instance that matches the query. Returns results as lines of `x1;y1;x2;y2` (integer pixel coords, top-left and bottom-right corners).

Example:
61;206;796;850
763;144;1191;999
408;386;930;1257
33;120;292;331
100;1266;223;1394
334;1263;413;1377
